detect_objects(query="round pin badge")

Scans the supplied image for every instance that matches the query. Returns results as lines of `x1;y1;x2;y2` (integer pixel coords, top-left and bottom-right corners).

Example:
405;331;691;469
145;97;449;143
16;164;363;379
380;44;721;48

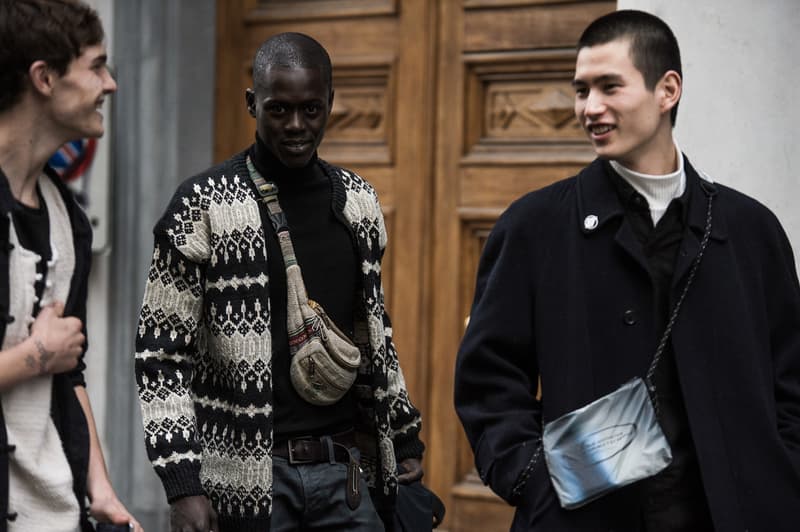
584;215;599;230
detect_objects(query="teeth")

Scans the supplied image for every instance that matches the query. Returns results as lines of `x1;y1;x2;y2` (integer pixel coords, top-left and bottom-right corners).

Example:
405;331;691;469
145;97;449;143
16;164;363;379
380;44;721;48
591;125;613;134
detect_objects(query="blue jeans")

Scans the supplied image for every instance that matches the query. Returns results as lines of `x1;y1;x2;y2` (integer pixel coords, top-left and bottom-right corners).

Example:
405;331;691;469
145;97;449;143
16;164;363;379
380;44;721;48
271;450;385;531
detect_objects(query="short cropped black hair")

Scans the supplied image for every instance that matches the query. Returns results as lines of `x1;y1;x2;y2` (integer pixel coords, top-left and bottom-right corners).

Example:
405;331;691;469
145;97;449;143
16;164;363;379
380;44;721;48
578;10;682;125
252;32;332;94
0;0;104;113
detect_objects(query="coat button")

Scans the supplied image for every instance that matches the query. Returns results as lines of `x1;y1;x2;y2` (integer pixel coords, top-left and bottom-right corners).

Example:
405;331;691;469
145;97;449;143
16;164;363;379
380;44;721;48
6;512;17;521
623;310;636;325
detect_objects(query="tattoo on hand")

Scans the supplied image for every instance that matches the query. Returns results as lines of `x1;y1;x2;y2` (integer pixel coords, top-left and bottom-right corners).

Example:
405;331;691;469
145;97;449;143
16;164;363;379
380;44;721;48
33;339;54;375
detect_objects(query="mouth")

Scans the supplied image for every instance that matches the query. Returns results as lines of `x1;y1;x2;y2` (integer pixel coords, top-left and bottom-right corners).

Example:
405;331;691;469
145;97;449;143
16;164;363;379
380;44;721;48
281;140;312;154
587;123;615;139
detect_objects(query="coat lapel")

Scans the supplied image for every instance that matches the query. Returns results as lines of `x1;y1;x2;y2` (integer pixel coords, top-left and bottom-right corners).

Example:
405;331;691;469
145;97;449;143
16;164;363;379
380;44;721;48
576;159;651;275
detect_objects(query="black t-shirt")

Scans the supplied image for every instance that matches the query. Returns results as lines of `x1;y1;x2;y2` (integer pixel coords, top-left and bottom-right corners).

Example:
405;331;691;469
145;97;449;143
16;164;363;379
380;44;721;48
12;187;51;317
250;137;358;440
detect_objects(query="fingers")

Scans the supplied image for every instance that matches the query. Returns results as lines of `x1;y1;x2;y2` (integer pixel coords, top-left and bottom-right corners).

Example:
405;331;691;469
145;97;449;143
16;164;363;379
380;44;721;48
397;458;424;484
209;507;219;531
50;300;65;317
170;495;215;532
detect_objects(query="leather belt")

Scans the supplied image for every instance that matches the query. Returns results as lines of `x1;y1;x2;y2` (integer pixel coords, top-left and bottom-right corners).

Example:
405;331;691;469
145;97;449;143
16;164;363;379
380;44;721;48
273;429;356;465
273;429;362;510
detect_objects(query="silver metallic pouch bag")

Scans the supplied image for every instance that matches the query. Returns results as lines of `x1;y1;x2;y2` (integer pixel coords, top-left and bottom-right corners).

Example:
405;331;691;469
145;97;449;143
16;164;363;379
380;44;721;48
540;184;715;509
542;377;671;509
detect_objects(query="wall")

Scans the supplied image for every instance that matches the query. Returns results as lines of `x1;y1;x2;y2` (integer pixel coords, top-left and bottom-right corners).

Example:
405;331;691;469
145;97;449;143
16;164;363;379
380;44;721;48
620;0;800;256
83;0;113;452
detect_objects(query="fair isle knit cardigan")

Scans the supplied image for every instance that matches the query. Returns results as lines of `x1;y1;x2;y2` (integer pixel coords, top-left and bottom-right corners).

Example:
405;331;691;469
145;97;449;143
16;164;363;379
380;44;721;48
135;149;423;530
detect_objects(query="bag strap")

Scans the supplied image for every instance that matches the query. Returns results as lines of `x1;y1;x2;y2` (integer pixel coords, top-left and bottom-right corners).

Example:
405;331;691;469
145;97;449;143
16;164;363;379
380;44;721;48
247;155;289;233
246;155;306;269
645;184;715;411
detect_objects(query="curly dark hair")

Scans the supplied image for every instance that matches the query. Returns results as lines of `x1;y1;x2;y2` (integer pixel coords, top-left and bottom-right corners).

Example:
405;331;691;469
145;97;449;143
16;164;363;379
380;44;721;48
0;0;104;113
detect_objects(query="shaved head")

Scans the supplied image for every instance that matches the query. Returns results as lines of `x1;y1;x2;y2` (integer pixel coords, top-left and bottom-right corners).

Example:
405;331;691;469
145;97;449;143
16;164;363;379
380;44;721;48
253;32;332;94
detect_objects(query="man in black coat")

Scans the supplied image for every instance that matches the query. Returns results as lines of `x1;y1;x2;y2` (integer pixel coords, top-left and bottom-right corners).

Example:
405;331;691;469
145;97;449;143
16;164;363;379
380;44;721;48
455;9;800;531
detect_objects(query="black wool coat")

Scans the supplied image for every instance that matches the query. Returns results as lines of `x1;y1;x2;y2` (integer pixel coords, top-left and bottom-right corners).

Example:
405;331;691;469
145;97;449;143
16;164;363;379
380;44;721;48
0;166;93;532
455;157;800;531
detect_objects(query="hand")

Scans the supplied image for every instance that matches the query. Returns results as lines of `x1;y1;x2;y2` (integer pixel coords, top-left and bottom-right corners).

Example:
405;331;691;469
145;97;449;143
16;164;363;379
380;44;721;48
170;495;219;532
89;483;143;532
28;301;84;374
397;457;424;484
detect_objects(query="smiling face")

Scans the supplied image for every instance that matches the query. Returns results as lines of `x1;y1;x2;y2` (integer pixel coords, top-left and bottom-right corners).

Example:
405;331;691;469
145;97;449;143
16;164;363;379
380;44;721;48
48;43;117;140
246;65;333;168
573;38;680;173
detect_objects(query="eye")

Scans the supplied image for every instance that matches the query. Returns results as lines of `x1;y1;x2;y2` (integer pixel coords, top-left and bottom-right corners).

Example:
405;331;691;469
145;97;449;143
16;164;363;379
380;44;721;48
603;83;621;93
304;104;321;116
267;103;286;114
574;87;588;98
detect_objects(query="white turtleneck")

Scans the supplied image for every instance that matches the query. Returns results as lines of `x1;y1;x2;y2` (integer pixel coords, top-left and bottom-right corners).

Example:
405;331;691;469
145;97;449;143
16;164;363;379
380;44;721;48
610;139;685;226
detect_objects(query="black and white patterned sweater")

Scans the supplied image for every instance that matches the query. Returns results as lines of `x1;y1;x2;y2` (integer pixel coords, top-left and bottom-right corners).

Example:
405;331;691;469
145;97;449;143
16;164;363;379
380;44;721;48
135;149;423;531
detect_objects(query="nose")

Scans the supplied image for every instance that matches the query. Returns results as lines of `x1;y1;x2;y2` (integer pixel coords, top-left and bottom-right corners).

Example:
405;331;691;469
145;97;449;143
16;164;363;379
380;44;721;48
103;67;117;94
286;109;304;132
583;89;605;118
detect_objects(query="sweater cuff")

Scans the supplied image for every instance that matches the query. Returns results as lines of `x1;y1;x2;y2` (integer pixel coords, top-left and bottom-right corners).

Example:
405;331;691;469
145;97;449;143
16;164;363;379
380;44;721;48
394;435;425;461
158;462;205;503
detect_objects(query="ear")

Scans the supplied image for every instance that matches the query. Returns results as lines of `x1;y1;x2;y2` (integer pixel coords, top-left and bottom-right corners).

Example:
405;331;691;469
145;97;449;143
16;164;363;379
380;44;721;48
657;70;682;116
245;88;256;118
28;60;57;97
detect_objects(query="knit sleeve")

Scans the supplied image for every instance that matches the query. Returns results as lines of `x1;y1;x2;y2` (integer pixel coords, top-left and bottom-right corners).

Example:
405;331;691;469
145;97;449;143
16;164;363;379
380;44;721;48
382;304;425;460
135;185;209;502
372;192;424;460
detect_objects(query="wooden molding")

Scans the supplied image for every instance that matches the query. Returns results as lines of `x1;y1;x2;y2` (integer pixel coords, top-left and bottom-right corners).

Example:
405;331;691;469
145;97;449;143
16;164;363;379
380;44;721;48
465;0;589;8
463;1;615;51
245;0;397;23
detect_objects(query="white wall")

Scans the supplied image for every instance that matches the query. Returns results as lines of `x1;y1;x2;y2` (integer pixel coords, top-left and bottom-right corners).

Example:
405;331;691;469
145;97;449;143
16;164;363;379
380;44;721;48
84;0;113;448
619;0;800;259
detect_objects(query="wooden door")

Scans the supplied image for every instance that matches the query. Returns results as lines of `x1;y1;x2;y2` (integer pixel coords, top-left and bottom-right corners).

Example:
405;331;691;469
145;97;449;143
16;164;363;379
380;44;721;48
215;1;614;530
427;1;613;530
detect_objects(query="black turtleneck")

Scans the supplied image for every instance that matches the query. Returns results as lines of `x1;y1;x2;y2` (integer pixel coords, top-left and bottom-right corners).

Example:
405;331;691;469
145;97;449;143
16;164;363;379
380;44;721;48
250;135;358;440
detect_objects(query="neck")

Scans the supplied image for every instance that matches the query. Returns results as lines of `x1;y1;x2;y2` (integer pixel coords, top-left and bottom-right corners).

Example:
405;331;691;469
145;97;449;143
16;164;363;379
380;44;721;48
620;126;679;175
0;101;65;205
611;138;686;225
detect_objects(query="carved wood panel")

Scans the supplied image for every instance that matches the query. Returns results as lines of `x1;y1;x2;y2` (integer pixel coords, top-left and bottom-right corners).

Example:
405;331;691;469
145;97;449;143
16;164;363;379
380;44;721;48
463;50;594;164
321;59;394;165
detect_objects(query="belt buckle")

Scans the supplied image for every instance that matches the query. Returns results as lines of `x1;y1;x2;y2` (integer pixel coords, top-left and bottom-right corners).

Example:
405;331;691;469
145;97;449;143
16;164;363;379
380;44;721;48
287;438;314;465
